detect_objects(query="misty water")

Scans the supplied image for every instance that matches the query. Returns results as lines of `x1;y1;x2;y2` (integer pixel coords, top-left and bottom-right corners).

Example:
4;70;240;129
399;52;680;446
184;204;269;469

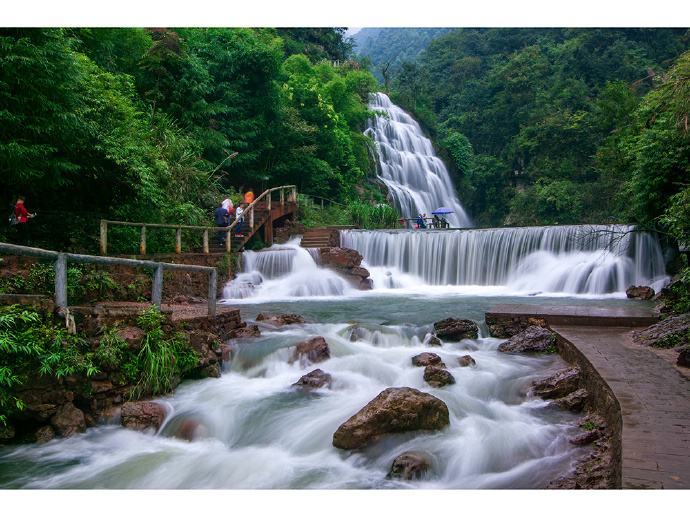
0;290;643;489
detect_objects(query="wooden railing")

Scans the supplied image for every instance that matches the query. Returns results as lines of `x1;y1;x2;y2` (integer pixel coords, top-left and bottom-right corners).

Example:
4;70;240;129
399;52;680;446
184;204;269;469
99;185;297;255
0;243;218;316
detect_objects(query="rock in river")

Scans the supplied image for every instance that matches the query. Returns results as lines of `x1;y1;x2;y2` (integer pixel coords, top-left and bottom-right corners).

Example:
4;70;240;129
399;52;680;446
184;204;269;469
256;313;306;326
532;368;581;399
433;318;479;341
411;352;445;368
423;366;456;388
498;325;556;353
332;387;450;450
292;369;332;391
458;355;476;367
290;336;331;365
387;451;431;480
121;401;167;432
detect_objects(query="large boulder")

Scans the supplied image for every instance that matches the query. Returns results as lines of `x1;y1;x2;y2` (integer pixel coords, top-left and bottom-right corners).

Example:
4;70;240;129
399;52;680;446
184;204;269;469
433;318;479;341
290;336;331;365
411;352;445;368
292;369;332;391
50;402;86;437
532;368;581;399
35;425;55;444
121;401;167;432
387;452;431;480
423;366;456;388
498;326;557;354
256;313;306;326
332;387;450;450
626;285;655;300
318;247;373;290
319;247;363;269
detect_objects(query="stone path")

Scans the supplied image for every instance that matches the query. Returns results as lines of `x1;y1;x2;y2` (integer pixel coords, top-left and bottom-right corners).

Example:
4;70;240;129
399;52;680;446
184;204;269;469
487;304;659;327
551;325;690;489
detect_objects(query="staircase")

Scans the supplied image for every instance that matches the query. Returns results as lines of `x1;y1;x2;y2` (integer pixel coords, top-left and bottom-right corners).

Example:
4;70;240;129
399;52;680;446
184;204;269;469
300;228;339;248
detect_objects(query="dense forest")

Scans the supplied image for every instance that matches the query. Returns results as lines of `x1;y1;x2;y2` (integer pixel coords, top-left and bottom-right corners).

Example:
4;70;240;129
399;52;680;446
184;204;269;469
380;28;690;235
0;28;384;249
352;28;452;85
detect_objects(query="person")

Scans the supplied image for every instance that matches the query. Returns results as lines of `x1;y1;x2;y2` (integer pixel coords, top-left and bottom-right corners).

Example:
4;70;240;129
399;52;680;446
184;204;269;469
432;215;441;229
12;196;35;244
235;203;245;237
243;189;254;205
416;213;426;229
214;201;229;246
221;197;233;213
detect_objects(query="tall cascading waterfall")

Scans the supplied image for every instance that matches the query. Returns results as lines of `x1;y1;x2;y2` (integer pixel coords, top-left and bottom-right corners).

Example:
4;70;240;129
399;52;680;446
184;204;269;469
341;225;669;295
366;92;472;228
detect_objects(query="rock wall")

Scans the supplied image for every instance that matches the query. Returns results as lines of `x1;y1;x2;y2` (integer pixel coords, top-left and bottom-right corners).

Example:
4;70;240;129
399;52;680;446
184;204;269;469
318;247;373;290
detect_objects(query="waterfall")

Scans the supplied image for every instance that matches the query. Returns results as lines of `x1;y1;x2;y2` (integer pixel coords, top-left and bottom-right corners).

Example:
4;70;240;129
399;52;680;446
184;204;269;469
222;239;352;301
366;92;471;228
341;225;668;295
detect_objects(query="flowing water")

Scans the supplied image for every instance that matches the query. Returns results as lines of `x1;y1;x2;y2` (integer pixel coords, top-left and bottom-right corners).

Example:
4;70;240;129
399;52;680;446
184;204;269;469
366;92;471;227
0;293;620;489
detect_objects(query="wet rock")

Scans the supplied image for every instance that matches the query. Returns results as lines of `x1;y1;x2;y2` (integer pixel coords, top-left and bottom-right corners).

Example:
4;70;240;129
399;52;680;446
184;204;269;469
411;352;445;368
332;387;450;450
319;247;363;269
318;248;373;290
678;346;690;368
425;334;442;347
292;369;332;391
116;326;146;350
458;355;476;367
35;425;55;444
387;452;431;480
570;430;600;446
187;330;221;378
228;324;261;339
220;345;233;362
433;318;479;341
174;418;204;442
486;315;548;338
532;368;581;399
423;366;456;388
90;380;113;394
554;388;589;412
498;326;556;354
633;313;690;349
50;402;86;437
347;325;368;342
626;285;655;300
121;401;167;432
290;336;331;365
256;313;306;326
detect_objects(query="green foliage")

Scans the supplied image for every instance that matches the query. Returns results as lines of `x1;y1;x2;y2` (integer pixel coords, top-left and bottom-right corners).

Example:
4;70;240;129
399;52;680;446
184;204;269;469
581;420;597;431
128;306;198;398
0;305;96;426
0;28;377;252
348;202;399;229
382;28;690;227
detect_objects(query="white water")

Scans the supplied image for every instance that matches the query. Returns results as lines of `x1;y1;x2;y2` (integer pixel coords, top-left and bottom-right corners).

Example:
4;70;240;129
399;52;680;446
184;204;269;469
0;320;583;489
366;92;471;227
342;225;669;296
222;239;354;301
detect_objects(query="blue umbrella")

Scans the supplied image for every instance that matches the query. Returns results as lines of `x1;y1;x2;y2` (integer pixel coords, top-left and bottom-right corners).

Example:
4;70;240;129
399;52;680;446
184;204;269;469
431;207;454;215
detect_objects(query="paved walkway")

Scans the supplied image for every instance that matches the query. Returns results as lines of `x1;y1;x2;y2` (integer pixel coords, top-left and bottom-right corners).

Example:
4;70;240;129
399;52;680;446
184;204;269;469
487;304;659;327
552;325;690;489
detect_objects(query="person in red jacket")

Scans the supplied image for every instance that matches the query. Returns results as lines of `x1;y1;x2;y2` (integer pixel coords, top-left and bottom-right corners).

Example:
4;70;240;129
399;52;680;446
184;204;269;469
13;196;35;244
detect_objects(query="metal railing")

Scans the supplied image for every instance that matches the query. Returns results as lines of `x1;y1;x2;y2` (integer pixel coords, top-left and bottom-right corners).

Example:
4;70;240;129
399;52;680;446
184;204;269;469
0;243;218;316
99;185;297;255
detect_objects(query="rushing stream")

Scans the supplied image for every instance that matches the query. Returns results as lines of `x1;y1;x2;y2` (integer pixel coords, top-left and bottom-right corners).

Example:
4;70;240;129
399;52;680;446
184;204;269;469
0;293;619;489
